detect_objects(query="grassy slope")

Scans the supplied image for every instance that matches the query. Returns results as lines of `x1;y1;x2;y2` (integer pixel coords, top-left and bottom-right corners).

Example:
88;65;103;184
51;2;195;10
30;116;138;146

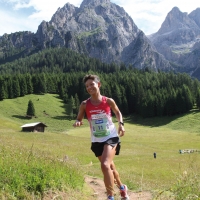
0;94;74;132
0;94;200;194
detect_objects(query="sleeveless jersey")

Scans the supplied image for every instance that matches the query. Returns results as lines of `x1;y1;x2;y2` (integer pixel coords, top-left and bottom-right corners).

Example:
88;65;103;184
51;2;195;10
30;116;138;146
85;96;118;142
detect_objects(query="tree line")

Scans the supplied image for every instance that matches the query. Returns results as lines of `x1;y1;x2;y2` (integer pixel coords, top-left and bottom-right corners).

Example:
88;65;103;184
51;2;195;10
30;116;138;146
1;47;200;118
1;70;200;118
0;47;125;75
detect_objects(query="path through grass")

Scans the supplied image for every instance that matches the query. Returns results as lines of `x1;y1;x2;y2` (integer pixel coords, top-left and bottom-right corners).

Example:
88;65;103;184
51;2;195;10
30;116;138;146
0;94;199;198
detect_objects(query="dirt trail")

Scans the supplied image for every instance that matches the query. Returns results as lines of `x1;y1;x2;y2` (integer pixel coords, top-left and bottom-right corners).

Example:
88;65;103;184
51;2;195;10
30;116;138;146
85;176;153;200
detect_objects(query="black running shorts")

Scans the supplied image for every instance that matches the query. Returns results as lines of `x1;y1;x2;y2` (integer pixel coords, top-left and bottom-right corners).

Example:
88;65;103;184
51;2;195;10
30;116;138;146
91;137;121;157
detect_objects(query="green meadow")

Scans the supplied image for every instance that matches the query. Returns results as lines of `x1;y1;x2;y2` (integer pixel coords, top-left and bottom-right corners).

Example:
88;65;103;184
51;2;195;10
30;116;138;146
0;94;199;199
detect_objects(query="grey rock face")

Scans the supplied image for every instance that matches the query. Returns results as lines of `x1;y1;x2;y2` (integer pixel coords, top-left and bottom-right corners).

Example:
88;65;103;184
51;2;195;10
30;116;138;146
34;0;171;70
80;0;110;8
157;7;199;35
0;0;171;71
189;8;200;28
0;31;35;62
148;6;200;78
0;31;34;49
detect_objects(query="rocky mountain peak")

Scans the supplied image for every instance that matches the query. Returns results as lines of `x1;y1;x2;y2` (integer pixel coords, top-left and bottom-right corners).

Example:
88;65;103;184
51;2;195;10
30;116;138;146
0;0;172;72
80;0;110;8
50;3;77;27
148;6;200;80
189;8;200;28
157;6;198;34
170;7;183;15
47;2;83;33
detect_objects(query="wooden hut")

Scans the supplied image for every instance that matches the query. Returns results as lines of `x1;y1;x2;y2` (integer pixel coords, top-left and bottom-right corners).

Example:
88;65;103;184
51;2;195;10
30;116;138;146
21;122;47;132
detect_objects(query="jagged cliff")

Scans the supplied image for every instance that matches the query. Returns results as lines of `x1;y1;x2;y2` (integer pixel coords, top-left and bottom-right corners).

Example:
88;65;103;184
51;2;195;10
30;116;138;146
148;7;200;78
0;0;171;71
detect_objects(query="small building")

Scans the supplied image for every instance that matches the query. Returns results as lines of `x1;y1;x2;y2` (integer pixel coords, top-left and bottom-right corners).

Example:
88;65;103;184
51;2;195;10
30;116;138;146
21;122;47;132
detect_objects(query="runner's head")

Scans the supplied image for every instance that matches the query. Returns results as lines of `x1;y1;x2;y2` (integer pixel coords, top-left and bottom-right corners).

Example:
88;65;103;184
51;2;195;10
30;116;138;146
83;74;101;94
83;74;100;84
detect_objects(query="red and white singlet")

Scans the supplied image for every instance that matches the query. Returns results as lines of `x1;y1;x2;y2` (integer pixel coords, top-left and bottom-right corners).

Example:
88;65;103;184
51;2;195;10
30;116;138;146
85;96;118;142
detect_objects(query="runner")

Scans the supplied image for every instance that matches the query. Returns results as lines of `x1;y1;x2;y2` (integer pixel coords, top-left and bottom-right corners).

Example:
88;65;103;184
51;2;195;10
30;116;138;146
73;74;129;200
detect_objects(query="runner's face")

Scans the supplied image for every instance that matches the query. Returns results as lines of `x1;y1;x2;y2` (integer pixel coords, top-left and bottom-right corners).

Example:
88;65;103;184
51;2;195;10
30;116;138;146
85;79;100;95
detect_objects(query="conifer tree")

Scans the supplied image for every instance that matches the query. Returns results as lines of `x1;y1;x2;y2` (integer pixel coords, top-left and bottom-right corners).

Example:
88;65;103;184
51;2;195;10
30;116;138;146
112;84;122;109
196;89;200;109
74;93;80;114
68;96;76;118
63;93;69;104
182;84;193;111
7;77;14;99
13;78;20;98
25;74;33;94
175;88;185;114
121;95;129;115
19;76;27;96
0;79;5;101
58;81;65;99
26;100;35;117
39;73;47;94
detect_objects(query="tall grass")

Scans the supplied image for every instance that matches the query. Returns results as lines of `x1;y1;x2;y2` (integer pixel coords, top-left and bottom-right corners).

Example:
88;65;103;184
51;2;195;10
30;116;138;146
0;138;85;199
170;161;200;199
0;94;200;199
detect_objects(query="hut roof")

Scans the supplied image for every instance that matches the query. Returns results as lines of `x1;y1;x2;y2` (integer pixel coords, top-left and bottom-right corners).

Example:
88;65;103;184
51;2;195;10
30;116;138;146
21;122;47;128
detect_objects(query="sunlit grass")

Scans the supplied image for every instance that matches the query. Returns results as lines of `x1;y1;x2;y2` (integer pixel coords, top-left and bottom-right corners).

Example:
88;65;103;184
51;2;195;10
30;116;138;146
0;94;200;198
0;94;75;133
0;136;86;199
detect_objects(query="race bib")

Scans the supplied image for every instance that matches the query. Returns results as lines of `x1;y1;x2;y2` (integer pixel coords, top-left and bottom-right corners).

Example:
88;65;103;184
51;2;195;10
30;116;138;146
91;113;110;137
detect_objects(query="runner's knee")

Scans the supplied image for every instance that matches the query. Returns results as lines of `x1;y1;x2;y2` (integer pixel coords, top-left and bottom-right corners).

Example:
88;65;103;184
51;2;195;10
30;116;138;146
101;161;111;171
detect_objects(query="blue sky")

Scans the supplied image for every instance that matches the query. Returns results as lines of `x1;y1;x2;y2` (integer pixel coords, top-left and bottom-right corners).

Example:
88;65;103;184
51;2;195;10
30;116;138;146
0;0;199;36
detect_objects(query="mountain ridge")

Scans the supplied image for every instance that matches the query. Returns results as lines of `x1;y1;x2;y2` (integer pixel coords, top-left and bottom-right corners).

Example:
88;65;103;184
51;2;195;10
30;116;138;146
148;6;200;79
2;2;200;78
0;0;171;72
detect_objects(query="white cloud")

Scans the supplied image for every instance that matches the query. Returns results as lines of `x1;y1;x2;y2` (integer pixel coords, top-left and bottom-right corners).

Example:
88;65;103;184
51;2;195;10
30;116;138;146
0;9;38;34
0;0;200;36
0;0;82;35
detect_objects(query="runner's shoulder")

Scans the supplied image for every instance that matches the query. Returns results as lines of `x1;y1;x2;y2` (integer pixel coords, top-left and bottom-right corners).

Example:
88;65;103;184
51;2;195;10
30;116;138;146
106;97;115;105
80;100;87;107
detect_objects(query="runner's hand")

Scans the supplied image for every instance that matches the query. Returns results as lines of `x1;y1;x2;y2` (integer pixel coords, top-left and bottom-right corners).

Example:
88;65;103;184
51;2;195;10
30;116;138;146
118;125;125;137
73;120;83;127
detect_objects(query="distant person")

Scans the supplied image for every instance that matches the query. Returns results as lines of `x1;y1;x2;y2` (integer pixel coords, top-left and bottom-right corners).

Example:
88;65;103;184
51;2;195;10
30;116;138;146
154;152;156;159
73;74;129;200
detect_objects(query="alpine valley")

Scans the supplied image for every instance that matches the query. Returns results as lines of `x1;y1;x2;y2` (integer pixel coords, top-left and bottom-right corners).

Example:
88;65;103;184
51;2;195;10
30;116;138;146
0;0;200;79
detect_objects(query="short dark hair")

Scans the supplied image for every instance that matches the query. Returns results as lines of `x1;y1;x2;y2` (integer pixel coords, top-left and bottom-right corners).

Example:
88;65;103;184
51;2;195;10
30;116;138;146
83;74;100;83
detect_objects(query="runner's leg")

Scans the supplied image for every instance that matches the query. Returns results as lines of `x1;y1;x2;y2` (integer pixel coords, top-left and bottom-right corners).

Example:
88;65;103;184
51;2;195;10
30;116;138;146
98;144;116;197
110;161;123;188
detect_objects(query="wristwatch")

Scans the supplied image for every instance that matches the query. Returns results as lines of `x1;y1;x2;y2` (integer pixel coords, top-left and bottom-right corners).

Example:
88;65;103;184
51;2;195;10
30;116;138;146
119;122;124;126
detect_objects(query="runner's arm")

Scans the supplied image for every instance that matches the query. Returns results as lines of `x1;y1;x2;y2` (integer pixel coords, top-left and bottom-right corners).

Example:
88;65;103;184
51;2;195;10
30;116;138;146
107;98;125;137
73;101;86;127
